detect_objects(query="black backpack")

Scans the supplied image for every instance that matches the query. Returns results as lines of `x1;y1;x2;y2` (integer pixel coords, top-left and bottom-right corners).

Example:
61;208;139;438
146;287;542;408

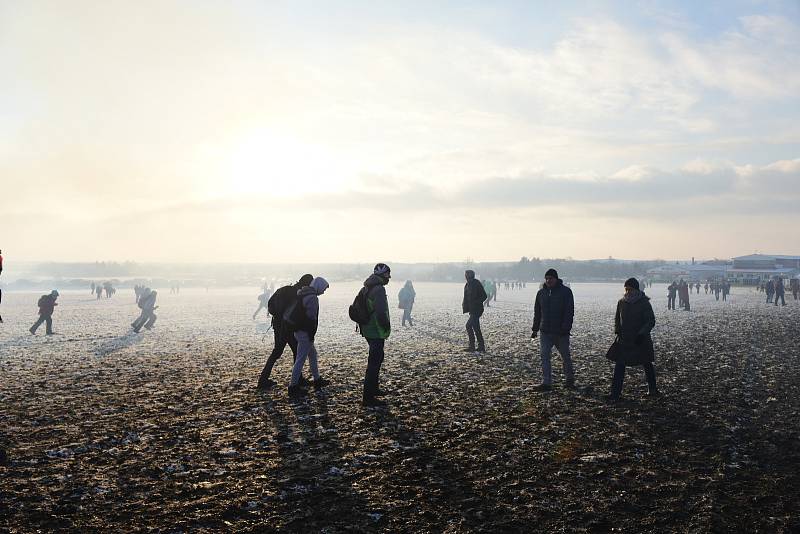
348;287;371;325
268;286;292;317
282;295;308;331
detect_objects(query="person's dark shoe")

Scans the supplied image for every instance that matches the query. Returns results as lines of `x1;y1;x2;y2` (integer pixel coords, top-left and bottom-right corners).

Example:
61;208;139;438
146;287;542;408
476;345;486;353
132;328;141;333
363;397;387;407
533;383;552;392
646;389;661;397
288;385;308;398
256;379;276;390
463;346;476;353
375;388;388;397
604;394;620;404
313;378;329;390
29;327;36;335
46;332;54;336
298;376;311;387
565;379;576;389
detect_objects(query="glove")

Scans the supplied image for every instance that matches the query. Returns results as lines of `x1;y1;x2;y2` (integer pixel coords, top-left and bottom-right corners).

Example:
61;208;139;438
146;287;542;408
531;331;538;339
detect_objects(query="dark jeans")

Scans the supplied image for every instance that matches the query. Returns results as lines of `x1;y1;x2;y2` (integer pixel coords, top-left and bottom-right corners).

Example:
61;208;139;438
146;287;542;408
132;310;156;331
31;314;53;334
775;292;785;306
363;338;385;400
610;361;656;399
667;296;676;309
465;312;484;348
258;325;298;385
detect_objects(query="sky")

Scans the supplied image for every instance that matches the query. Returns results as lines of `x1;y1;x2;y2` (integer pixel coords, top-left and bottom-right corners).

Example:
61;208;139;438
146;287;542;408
1;0;799;263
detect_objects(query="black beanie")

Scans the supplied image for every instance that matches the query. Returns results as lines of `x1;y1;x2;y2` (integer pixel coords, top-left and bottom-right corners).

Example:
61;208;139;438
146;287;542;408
624;277;640;290
298;274;314;286
545;268;558;279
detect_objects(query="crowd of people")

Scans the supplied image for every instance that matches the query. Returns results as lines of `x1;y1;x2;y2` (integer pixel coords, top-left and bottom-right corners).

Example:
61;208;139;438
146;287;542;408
4;250;796;405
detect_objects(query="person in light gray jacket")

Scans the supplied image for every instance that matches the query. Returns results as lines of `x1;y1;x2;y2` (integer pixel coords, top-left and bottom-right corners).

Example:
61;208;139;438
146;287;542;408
287;277;329;397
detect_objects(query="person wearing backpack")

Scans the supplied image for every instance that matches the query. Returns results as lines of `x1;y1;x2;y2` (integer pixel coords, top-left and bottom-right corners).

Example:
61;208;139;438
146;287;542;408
462;270;487;353
286;277;330;397
361;263;391;407
30;290;59;335
256;274;313;390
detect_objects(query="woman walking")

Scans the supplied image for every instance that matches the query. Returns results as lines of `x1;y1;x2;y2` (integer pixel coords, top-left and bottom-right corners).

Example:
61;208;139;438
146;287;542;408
398;280;416;326
606;278;658;402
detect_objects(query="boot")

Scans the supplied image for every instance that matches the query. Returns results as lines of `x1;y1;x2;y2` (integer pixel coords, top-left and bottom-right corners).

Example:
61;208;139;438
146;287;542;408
476;344;486;353
256;378;276;390
463;345;476;352
363;397;387;407
314;378;329;390
288;385;307;398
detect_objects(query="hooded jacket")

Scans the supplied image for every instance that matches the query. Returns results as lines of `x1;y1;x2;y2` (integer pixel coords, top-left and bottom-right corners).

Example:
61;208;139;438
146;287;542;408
532;279;574;335
607;290;655;365
462;271;487;315
361;274;390;339
398;282;416;309
138;290;157;311
38;294;57;316
292;277;329;340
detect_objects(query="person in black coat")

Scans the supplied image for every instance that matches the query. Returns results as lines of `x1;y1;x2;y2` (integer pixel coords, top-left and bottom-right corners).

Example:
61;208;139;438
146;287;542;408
462;270;487;352
606;278;658;401
531;268;575;390
256;274;313;389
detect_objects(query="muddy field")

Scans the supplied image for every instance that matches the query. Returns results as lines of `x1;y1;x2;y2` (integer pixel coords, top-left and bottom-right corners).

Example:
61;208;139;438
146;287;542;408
1;282;799;532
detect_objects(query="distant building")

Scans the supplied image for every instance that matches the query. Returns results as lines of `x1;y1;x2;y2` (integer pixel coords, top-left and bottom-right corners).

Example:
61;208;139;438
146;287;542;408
727;254;800;284
646;262;728;282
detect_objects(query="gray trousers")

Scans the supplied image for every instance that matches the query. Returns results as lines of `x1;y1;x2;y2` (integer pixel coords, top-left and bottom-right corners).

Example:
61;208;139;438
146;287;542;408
291;331;320;386
539;333;574;385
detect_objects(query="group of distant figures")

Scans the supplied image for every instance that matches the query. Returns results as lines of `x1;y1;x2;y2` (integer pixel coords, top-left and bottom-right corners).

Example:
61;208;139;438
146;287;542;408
758;277;799;305
666;279;731;310
89;281;116;299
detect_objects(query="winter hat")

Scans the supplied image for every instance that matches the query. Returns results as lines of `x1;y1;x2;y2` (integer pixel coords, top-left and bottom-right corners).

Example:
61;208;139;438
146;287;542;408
624;277;640;290
50;290;59;297
373;263;391;278
544;268;558;279
298;274;314;286
465;269;476;280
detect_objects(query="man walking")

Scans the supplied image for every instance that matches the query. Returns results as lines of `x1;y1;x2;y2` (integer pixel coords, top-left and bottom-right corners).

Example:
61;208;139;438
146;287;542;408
361;263;391;407
256;274;313;389
462;270;487;353
531;269;575;391
131;287;158;333
30;290;59;335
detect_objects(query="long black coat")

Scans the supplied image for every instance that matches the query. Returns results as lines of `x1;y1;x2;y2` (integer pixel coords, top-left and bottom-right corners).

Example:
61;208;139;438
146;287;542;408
606;292;655;365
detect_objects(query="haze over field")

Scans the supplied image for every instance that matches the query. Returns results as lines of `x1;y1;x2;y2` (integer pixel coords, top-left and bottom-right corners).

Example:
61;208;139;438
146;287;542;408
2;1;799;263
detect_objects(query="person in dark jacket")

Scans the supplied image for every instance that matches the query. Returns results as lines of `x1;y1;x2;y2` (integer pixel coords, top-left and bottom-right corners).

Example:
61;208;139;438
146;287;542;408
766;279;774;303
287;277;330;397
362;263;391;407
30;290;59;335
398;280;416;327
256;274;313;389
667;282;678;310
774;277;786;306
131;288;158;333
606;278;658;401
462;270;487;352
531;269;575;390
791;278;799;300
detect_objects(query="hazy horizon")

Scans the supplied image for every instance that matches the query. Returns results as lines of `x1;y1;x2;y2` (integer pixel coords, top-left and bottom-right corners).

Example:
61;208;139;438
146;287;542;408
2;1;799;263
